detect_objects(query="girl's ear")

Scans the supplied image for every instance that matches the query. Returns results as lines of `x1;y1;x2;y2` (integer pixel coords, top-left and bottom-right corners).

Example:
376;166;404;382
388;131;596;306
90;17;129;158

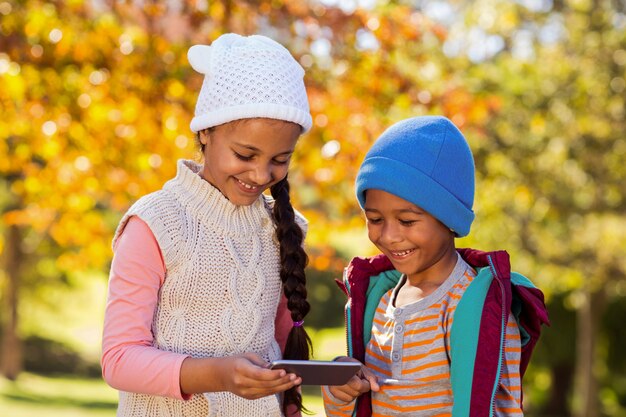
199;130;209;145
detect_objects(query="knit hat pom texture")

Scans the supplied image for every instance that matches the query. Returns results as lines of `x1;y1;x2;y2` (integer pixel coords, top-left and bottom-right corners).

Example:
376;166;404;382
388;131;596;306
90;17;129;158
355;116;475;237
188;33;312;133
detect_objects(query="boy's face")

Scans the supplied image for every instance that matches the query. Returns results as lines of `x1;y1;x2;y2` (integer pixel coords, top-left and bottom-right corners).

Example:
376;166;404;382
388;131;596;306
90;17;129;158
364;189;457;284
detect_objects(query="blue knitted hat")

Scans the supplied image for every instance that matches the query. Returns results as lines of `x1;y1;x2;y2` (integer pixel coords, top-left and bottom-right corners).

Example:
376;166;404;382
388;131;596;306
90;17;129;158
355;116;475;237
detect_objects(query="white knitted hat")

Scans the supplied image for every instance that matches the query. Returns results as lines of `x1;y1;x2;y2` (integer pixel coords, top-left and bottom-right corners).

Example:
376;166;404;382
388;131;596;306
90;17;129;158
188;33;312;133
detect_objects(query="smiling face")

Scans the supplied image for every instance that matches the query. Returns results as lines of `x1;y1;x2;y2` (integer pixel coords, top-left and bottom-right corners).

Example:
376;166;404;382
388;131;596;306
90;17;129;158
199;118;301;206
364;189;458;285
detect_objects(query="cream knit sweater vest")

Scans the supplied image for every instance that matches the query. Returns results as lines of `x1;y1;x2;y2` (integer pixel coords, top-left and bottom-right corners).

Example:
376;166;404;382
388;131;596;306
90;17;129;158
112;160;306;417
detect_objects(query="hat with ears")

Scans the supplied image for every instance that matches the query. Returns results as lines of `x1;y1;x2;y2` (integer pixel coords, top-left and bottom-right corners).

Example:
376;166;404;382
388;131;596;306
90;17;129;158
188;33;312;133
355;116;475;237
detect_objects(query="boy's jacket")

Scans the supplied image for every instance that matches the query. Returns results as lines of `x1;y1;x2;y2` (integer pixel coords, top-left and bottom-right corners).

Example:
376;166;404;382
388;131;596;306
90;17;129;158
335;248;550;417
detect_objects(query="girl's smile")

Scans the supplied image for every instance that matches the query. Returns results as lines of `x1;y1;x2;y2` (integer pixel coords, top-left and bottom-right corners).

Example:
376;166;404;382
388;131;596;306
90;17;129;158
235;178;261;192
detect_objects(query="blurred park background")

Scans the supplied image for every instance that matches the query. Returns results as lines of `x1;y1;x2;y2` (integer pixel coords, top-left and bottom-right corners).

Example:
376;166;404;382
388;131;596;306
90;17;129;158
1;0;626;415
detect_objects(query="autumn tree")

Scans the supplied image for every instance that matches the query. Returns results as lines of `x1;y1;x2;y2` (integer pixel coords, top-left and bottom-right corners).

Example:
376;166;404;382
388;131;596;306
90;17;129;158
5;3;623;415
439;0;626;414
0;0;453;380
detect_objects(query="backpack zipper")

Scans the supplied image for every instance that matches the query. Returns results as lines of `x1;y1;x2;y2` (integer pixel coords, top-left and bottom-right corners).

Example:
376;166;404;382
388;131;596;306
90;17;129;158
487;255;507;417
343;269;353;358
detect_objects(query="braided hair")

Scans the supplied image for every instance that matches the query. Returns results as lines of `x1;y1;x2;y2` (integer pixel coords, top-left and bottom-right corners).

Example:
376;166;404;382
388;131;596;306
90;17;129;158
199;124;312;412
270;176;312;414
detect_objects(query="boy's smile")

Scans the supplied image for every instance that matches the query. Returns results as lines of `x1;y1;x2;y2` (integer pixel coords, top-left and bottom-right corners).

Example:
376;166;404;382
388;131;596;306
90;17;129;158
364;189;458;287
388;248;416;259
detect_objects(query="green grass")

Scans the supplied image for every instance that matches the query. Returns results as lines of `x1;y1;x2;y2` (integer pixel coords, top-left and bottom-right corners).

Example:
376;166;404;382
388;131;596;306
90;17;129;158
0;374;327;416
0;373;118;416
0;326;346;416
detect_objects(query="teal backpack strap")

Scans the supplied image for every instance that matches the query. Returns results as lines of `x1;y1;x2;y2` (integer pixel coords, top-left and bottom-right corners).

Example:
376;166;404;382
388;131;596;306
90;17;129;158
452;248;549;417
509;271;550;377
449;266;494;417
510;272;534;346
362;270;402;347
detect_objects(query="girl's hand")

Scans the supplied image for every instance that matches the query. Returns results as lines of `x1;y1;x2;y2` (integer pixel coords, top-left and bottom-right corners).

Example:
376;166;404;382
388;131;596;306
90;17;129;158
327;357;380;404
218;353;301;400
180;352;301;399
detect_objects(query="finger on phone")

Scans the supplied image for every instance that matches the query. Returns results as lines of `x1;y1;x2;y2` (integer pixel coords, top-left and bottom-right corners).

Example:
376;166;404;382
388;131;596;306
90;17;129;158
361;367;380;392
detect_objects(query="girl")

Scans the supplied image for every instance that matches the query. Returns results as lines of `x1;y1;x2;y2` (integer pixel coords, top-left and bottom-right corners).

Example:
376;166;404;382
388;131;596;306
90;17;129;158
102;33;313;417
322;116;550;416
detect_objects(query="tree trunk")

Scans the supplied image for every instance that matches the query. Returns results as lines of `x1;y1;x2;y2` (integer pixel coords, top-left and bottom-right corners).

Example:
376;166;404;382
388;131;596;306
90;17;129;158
573;286;606;417
543;363;574;416
1;223;23;380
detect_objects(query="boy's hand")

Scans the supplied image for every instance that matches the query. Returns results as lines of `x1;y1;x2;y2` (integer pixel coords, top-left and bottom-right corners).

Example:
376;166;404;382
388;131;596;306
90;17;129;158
327;357;380;403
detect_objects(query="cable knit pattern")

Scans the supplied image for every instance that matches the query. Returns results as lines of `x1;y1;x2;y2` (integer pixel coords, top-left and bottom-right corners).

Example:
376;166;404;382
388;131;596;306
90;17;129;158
112;159;307;417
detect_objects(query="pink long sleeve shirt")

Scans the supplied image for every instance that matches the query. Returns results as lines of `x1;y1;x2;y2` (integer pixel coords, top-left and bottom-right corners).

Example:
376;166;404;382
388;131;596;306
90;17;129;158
101;216;293;400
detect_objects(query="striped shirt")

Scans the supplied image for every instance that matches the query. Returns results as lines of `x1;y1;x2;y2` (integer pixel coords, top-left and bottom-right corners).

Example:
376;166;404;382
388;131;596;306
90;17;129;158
324;255;523;416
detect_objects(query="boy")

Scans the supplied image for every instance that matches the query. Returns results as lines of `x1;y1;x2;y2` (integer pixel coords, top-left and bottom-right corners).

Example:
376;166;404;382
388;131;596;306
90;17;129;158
323;116;549;417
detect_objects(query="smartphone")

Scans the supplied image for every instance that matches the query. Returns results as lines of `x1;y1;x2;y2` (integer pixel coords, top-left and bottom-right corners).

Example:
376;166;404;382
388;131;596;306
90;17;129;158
269;359;362;386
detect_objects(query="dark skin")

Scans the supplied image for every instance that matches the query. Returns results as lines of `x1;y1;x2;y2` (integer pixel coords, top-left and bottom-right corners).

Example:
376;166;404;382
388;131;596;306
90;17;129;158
326;357;380;403
327;189;457;404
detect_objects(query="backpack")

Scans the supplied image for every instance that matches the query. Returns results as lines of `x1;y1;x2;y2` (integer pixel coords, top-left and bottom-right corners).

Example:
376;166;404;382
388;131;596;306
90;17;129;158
335;249;550;417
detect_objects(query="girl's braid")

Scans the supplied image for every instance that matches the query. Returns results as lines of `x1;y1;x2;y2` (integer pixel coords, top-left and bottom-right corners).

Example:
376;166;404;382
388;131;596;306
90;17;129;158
270;176;312;414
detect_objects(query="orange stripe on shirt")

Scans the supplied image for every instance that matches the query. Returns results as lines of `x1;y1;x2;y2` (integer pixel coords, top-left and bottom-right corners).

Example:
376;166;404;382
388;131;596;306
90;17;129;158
446;305;457;315
390;389;452;401
366;347;391;363
379;383;429;392
402;359;449;375
495;391;522;400
501;385;521;392
403;333;444;349
496;407;523;414
402;346;447;362
372;327;395;341
380;294;390;306
411;372;450;382
373;317;393;327
404;325;439;336
405;314;439;325
372;398;453;412
417;372;450;382
370;341;392;351
446;292;462;300
367;361;392;376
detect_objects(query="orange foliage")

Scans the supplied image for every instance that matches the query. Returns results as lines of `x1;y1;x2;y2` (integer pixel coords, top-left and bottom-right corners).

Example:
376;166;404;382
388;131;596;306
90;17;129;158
0;0;478;272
